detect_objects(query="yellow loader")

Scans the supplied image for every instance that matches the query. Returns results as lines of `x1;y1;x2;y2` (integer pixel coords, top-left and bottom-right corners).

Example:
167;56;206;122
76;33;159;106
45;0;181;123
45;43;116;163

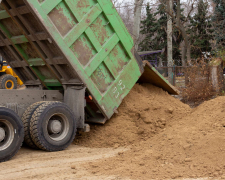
0;57;23;89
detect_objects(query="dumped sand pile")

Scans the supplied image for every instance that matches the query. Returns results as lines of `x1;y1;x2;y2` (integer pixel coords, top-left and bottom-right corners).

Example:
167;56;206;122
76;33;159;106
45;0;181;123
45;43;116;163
86;87;225;179
3;84;225;180
75;84;191;148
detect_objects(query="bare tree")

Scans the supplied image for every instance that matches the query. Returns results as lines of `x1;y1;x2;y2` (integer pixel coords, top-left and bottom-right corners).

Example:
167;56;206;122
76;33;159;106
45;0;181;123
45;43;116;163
159;0;197;65
112;0;134;34
120;2;134;34
133;0;144;50
113;0;160;51
112;0;123;14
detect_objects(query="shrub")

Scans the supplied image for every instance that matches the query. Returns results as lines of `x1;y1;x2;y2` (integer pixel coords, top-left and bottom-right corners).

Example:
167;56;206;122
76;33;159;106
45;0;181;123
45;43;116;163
182;65;214;102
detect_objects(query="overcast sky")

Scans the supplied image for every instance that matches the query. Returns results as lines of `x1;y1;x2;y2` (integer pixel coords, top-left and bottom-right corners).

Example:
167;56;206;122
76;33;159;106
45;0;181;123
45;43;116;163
114;0;206;16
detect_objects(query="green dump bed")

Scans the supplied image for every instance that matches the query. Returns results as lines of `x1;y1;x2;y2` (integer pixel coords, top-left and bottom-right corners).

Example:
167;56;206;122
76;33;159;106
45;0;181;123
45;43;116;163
0;0;178;122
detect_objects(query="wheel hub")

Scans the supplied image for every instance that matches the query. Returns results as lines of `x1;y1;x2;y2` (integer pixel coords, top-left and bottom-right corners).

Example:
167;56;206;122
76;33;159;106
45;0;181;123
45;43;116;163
0;127;5;142
48;120;62;134
6;81;12;88
5;80;13;89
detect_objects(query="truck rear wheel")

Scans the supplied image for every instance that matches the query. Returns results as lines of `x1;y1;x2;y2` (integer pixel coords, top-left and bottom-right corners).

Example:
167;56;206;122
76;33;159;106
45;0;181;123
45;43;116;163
30;102;76;151
0;107;24;162
0;74;17;89
21;101;45;149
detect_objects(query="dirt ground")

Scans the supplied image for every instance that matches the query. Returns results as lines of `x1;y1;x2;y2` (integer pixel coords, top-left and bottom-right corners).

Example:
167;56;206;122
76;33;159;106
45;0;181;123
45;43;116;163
1;84;225;180
0;145;131;180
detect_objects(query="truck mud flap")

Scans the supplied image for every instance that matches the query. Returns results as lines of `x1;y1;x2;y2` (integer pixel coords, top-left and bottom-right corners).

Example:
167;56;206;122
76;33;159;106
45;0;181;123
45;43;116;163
137;61;179;95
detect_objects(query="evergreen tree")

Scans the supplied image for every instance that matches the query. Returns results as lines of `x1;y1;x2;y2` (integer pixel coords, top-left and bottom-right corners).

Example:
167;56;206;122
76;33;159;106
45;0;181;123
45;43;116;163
212;0;225;48
139;2;183;66
139;3;168;64
139;3;157;51
188;0;213;58
152;3;168;52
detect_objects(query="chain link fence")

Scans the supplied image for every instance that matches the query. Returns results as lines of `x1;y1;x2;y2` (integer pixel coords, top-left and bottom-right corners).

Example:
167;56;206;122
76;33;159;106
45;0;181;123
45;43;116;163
156;64;224;101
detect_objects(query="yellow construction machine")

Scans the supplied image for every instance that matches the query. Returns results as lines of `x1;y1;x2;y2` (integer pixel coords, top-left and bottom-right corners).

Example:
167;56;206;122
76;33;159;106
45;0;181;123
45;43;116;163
0;57;23;89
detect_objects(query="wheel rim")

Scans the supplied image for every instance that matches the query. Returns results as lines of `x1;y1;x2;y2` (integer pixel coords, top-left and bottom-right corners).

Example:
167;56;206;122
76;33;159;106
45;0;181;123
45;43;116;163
5;80;14;89
0;120;14;151
47;113;69;141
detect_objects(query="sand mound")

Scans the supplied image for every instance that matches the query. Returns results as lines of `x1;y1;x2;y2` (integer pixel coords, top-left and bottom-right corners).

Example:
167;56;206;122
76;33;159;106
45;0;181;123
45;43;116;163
75;84;190;148
86;87;225;179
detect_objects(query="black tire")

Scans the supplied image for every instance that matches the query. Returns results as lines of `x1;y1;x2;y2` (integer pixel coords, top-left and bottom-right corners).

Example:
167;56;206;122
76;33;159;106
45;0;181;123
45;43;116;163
0;107;24;162
0;74;17;89
21;101;45;149
30;102;76;151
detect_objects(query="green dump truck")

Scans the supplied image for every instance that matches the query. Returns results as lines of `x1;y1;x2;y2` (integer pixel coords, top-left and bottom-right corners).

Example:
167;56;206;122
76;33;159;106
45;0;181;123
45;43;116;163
0;0;178;162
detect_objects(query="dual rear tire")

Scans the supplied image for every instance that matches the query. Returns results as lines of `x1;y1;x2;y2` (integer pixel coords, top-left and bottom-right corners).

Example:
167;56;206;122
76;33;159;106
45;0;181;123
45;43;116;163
22;101;76;151
0;101;76;163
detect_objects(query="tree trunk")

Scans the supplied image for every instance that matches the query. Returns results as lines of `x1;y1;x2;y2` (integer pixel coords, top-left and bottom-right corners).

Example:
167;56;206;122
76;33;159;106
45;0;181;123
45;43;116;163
186;42;191;65
167;0;173;85
159;57;163;67
162;0;192;66
133;0;144;50
181;42;186;66
176;22;191;66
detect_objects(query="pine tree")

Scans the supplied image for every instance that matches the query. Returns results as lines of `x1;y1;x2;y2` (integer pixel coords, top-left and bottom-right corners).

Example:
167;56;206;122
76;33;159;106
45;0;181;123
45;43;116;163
152;3;168;52
139;3;168;64
212;0;225;48
139;3;157;51
188;0;214;58
139;2;183;65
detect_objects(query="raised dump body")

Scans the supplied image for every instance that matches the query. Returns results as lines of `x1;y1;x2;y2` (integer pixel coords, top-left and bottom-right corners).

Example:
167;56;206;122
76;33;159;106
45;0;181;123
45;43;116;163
0;0;178;162
0;0;145;121
0;0;178;122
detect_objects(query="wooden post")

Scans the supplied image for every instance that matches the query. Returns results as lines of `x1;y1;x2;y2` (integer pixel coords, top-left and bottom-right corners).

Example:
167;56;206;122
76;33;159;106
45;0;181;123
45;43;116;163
211;66;219;92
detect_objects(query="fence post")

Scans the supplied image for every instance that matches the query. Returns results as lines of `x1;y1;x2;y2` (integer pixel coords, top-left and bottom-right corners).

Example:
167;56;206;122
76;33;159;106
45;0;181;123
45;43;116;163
173;66;176;86
185;66;189;87
211;66;219;92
